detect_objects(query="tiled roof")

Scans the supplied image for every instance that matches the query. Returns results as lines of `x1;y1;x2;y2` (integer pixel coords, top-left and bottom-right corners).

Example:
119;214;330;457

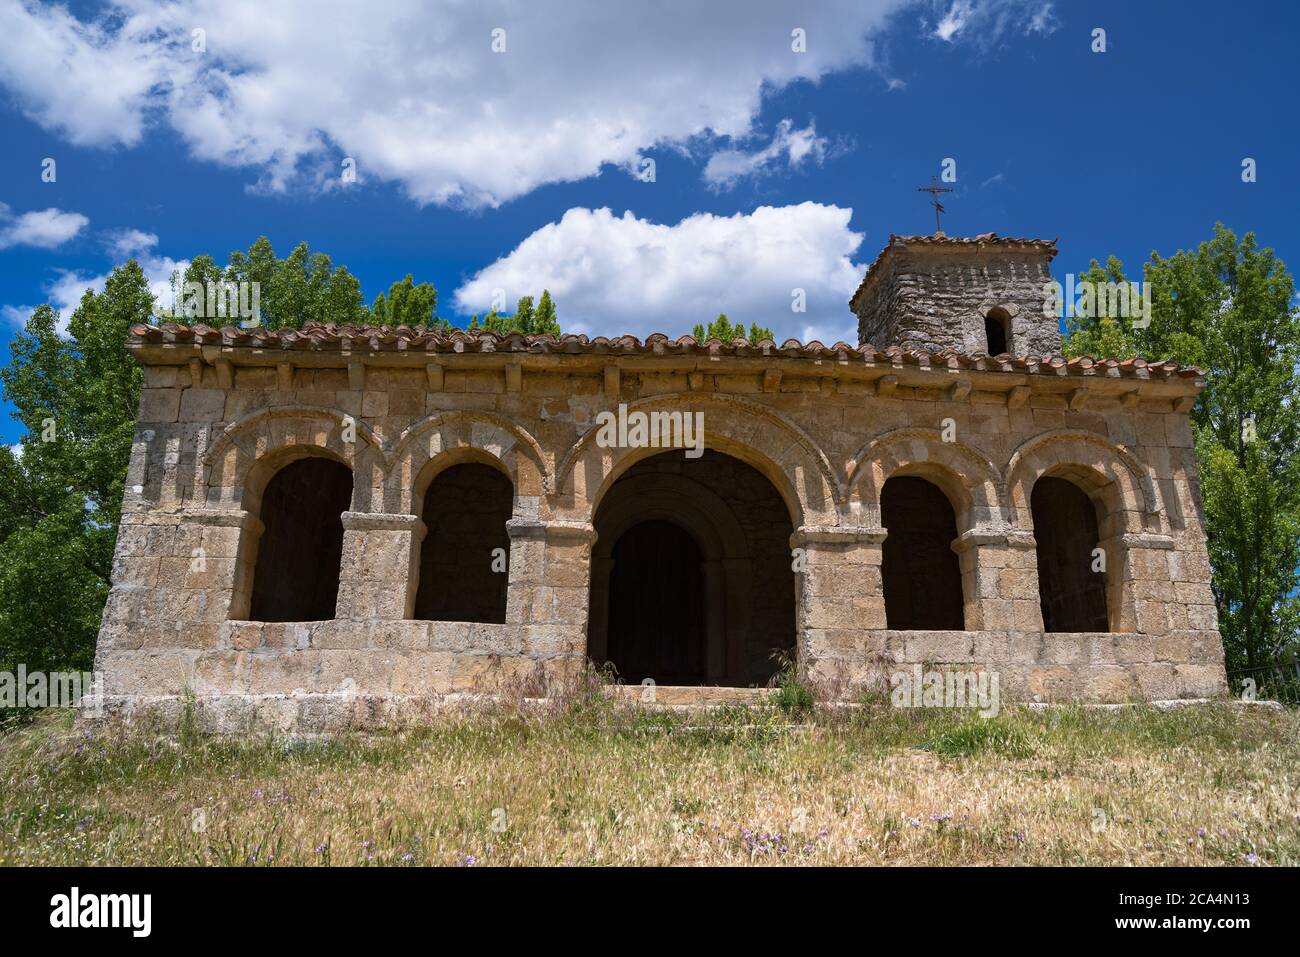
850;232;1059;310
127;321;1204;380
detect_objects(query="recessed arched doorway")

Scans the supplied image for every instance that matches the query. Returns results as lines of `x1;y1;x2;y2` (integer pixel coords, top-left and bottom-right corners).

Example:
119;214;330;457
587;449;795;687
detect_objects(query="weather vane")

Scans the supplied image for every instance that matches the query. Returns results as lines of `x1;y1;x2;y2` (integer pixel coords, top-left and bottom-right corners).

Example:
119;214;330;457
917;175;953;234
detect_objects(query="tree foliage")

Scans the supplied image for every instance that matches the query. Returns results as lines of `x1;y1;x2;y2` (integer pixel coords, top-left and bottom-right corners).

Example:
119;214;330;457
691;313;775;344
468;290;562;336
1063;224;1300;679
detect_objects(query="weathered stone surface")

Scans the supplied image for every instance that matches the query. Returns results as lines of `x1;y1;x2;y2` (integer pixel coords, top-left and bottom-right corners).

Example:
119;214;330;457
94;235;1228;733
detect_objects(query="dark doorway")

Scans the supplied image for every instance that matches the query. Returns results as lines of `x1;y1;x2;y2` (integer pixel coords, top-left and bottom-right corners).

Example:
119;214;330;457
881;476;966;629
588;449;795;686
985;310;1009;355
414;462;512;623
1031;476;1110;632
606;520;706;684
249;456;352;622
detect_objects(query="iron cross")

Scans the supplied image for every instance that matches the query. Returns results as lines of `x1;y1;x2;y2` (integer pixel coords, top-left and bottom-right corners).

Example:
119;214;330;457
917;175;954;233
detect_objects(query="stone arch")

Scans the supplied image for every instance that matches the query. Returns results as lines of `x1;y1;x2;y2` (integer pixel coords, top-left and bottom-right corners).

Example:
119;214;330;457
199;405;386;513
385;411;551;516
1005;429;1162;536
847;428;1004;532
556;393;840;527
1007;430;1164;634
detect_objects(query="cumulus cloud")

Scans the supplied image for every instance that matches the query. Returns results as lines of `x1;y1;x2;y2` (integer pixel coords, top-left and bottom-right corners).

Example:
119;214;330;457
452;203;867;344
0;202;89;249
105;228;159;259
703;119;830;190
4;251;187;335
0;0;1050;207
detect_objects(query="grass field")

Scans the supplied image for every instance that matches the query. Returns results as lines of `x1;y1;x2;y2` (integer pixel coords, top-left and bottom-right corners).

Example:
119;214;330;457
1;694;1296;866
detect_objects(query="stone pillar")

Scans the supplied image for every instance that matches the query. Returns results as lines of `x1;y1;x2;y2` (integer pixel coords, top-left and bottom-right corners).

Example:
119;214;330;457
506;519;596;687
336;512;426;620
791;525;887;689
951;526;1041;632
1120;532;1176;636
189;508;265;622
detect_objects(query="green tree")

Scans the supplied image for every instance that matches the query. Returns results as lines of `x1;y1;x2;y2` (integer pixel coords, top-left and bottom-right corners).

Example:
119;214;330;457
691;313;774;344
166;238;370;329
534;290;558;331
372;273;440;328
1063;225;1300;681
468;293;562;336
0;262;152;676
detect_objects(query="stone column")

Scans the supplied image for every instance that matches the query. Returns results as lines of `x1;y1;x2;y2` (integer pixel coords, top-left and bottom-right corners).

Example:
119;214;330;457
951;526;1040;632
790;525;887;690
1120;532;1177;636
336;512;426;620
506;519;596;686
189;508;265;623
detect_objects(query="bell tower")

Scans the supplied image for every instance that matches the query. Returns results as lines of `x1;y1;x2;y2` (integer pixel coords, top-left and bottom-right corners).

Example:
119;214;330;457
849;232;1061;357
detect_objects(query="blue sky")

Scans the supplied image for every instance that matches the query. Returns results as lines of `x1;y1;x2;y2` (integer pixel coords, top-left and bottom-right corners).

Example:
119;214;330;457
0;0;1296;443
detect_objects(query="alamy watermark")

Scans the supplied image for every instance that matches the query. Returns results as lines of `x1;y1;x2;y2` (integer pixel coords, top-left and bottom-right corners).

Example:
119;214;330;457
890;665;1000;718
154;279;262;327
1042;274;1151;328
593;404;704;459
0;666;104;716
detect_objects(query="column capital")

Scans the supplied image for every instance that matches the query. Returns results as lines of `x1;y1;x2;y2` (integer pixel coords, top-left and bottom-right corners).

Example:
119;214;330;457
340;511;427;535
506;519;597;545
790;525;887;547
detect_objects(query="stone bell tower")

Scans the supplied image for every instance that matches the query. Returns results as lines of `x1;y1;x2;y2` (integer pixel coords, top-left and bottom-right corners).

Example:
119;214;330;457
850;232;1061;358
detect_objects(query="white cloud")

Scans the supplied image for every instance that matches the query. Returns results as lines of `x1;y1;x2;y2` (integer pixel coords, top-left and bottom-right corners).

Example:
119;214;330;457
105;228;159;259
926;0;1059;47
0;202;89;249
4;253;187;335
452;203;866;345
0;0;1045;208
1028;3;1060;35
703;119;830;190
933;0;975;42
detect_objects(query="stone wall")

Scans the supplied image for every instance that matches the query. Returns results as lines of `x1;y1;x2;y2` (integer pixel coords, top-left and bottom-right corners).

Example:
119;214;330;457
94;321;1228;732
853;241;1062;357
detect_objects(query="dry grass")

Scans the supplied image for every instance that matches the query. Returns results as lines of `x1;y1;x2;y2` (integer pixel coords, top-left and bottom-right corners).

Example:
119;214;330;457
2;695;1297;866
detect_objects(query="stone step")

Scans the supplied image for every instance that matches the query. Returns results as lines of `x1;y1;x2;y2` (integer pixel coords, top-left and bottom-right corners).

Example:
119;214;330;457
603;685;777;707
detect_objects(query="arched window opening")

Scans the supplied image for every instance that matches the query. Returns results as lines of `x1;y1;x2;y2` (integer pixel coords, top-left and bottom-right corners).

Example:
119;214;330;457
249;457;352;622
985;307;1010;356
881;476;965;630
414;462;513;623
1031;476;1110;632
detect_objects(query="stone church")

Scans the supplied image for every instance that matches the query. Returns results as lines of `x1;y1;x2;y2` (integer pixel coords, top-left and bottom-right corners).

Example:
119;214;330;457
96;232;1228;730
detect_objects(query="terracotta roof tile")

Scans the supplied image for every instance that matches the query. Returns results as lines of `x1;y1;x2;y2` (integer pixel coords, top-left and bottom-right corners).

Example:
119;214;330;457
126;321;1205;381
